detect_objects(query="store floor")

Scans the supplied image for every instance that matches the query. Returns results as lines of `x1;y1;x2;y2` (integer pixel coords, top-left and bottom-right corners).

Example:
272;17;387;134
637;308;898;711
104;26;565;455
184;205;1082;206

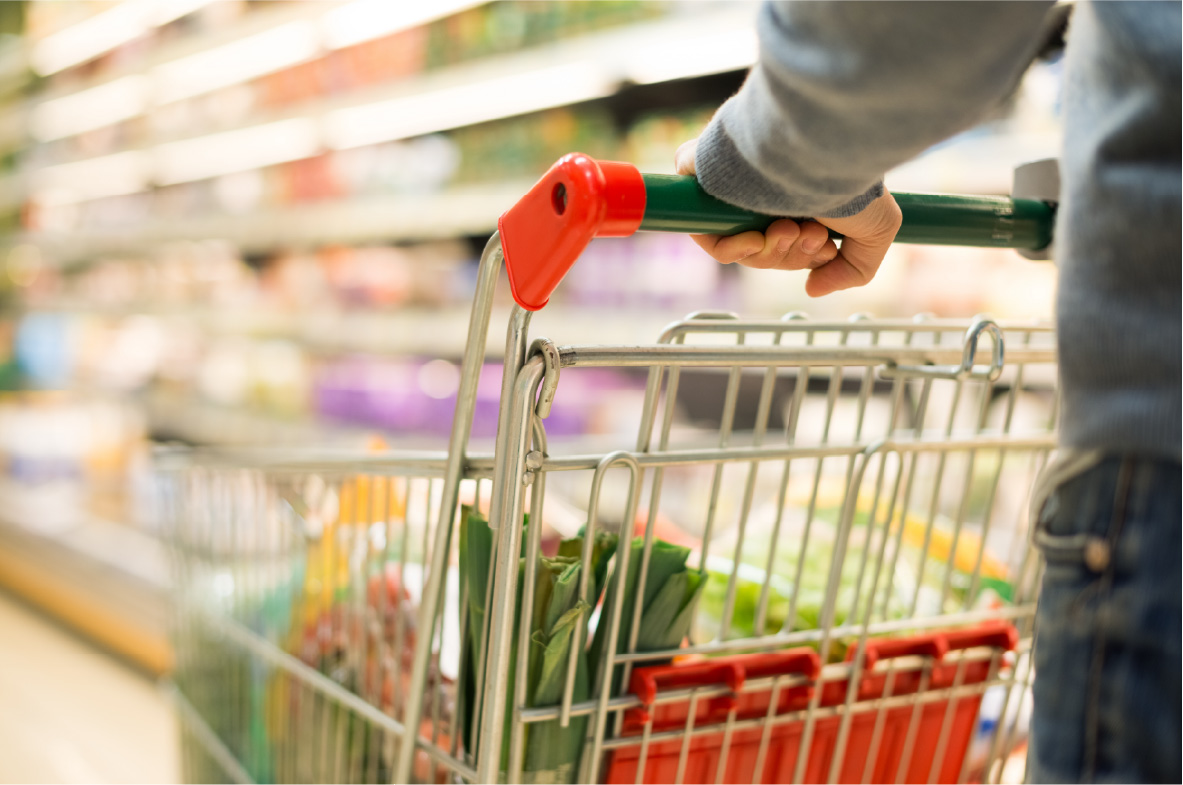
0;591;179;784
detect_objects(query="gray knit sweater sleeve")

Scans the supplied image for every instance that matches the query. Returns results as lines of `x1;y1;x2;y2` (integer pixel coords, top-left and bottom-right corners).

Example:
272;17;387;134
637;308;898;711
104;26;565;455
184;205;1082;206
695;0;1054;218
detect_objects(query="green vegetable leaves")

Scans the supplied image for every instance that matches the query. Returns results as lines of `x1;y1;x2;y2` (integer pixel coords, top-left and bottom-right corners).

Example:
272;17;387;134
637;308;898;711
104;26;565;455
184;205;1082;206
459;508;618;783
589;537;707;695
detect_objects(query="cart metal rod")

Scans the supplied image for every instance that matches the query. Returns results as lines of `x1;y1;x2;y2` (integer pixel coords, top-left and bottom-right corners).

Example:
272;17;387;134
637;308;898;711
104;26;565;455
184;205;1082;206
175;428;1054;504
169;683;256;785
203;610;409;738
199;610;481;782
518;667;1012;728
475;354;548;784
520;433;1056;473
656;317;1054;337
544;648;1006;716
177;449;455;474
559;344;1057;368
639;174;1055;251
396;232;504;784
600;603;1035;666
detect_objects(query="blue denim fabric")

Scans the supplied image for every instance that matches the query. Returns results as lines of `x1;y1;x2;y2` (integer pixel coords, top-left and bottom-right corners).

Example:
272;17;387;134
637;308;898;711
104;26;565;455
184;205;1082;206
1027;456;1182;783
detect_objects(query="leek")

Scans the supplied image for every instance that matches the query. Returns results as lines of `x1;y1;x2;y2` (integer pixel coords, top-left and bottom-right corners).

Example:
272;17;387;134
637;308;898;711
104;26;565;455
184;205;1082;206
459;507;617;783
588;537;707;695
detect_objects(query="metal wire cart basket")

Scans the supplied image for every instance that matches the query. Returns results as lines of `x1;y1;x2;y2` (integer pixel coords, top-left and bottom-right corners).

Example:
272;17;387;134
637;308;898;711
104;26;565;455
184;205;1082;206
164;155;1059;784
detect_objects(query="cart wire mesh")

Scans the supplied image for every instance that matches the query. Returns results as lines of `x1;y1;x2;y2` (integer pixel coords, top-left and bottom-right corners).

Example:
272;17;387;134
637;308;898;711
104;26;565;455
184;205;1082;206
165;310;1057;785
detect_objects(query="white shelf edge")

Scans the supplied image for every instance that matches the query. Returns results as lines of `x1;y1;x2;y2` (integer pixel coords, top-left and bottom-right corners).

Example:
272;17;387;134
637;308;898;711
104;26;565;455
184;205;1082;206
23;5;757;196
18;301;690;358
22;180;532;262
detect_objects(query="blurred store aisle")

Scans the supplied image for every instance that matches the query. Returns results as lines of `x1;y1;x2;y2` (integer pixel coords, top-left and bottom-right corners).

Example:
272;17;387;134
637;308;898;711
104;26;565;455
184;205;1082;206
0;591;179;784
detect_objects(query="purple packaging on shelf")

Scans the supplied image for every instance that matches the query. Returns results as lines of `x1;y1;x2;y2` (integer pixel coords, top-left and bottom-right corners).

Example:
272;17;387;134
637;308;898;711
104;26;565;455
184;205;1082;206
313;358;644;438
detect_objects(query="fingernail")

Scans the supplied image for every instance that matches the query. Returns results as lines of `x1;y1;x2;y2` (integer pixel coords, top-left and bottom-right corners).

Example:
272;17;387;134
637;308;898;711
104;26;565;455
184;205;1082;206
775;239;793;255
802;237;822;254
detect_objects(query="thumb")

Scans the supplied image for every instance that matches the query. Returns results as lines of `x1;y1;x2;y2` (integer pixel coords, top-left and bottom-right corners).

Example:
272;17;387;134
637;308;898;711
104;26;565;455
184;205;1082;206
804;192;902;297
674;139;699;175
804;236;891;297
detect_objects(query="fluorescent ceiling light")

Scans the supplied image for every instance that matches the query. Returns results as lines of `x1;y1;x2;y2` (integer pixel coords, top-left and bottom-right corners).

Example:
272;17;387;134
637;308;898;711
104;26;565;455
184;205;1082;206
154;118;320;184
31;75;150;142
323;62;615;150
153;20;320;104
625;28;756;85
323;0;484;50
31;150;153;203
31;2;151;76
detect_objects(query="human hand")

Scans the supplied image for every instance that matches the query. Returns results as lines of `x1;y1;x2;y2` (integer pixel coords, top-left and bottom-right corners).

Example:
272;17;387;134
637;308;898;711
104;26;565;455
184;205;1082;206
675;138;903;297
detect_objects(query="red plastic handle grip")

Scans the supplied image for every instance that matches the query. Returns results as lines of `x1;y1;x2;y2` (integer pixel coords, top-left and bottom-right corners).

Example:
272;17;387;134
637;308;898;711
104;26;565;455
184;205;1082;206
729;649;822;683
855;635;950;671
629;661;745;707
941;620;1019;654
624;649;822;728
498;153;646;311
849;621;1020;671
628;648;822;706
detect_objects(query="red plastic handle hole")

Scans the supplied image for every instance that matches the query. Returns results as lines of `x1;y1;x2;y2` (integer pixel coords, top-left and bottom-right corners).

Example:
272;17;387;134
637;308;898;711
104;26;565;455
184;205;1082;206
551;182;567;215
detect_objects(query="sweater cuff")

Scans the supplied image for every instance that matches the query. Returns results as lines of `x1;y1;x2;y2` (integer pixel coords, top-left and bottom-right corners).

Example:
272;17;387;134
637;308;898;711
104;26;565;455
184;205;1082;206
694;111;884;219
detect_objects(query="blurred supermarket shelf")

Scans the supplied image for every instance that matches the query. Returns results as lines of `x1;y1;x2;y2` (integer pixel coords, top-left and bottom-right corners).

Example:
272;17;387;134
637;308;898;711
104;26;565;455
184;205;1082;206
0;99;25;151
884;130;1062;195
8;0;1066;265
151;4;757;155
22;4;756;203
25;300;690;358
0;36;26;90
140;387;409;449
0;477;173;675
29;0;337;96
26;180;533;262
19;125;1063;264
0;172;22;212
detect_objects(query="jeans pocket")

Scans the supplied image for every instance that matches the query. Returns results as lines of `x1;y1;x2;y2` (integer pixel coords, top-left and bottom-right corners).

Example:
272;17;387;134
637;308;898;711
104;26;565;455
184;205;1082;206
1034;527;1113;573
1031;474;1115;575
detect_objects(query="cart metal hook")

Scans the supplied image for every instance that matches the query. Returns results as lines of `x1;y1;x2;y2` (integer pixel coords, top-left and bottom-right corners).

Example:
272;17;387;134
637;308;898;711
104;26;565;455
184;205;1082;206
880;316;1005;382
529;337;561;419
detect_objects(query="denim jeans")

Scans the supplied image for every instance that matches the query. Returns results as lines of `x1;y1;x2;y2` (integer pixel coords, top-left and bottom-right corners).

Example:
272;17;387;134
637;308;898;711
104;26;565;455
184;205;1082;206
1027;455;1181;783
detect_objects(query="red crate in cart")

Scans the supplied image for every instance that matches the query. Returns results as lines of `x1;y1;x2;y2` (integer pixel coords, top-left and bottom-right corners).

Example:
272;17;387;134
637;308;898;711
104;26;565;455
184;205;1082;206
604;621;1019;784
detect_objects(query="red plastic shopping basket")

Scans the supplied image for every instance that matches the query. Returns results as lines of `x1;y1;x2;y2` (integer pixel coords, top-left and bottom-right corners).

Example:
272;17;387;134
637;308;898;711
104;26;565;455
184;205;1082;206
603;621;1018;784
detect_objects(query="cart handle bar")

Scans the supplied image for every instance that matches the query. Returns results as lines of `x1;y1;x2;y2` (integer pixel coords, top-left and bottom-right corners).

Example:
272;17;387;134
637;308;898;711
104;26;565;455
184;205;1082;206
498;153;1056;311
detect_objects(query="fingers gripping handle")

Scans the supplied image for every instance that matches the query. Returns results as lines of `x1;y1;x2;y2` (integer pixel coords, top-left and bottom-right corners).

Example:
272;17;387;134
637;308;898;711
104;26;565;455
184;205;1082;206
498;153;1056;312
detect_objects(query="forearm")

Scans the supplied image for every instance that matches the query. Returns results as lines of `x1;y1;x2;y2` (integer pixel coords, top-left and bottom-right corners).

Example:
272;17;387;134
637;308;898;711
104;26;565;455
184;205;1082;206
696;0;1055;217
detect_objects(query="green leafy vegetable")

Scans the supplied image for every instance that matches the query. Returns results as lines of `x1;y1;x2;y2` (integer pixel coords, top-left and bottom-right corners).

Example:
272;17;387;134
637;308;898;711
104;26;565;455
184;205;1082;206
458;507;617;783
588;537;707;695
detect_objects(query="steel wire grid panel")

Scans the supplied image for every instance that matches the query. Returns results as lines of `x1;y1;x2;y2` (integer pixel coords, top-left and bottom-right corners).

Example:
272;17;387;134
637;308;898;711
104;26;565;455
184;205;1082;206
166;312;1057;785
474;314;1057;785
165;451;482;785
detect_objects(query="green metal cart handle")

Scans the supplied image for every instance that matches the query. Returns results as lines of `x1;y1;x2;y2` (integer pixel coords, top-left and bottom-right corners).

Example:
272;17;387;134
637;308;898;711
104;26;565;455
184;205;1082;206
639;173;1054;250
498;154;1057;311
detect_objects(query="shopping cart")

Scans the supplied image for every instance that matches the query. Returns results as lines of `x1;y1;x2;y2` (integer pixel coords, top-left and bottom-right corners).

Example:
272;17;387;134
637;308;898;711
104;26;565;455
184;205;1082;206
165;154;1060;785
